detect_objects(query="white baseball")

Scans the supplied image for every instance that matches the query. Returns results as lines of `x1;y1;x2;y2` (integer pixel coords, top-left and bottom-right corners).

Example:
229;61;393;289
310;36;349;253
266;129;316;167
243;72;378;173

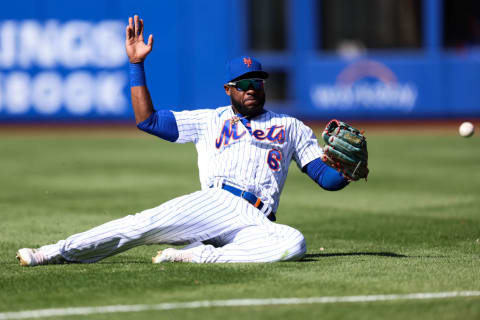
459;122;475;137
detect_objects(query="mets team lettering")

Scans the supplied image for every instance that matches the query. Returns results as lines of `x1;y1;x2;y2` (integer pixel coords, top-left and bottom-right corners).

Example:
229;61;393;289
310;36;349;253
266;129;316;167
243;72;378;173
215;119;286;149
215;120;247;148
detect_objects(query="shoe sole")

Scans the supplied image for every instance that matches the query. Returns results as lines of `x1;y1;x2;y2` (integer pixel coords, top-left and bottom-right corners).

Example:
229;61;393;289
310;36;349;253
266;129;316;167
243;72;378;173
152;250;163;264
16;250;29;266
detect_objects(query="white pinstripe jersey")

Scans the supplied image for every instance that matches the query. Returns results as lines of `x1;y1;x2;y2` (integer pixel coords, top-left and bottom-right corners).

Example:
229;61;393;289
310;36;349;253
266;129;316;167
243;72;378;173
172;105;322;213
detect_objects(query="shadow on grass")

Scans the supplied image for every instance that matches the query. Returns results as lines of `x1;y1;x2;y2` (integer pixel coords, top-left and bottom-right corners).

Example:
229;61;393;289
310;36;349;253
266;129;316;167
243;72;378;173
301;252;407;262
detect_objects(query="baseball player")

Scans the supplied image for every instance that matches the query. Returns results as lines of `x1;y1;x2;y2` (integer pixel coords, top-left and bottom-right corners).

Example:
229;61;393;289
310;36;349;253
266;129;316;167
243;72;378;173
16;15;367;266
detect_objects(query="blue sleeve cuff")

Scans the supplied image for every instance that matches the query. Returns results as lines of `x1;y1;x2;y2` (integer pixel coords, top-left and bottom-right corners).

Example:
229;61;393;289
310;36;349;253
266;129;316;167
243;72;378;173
303;158;349;191
137;110;179;142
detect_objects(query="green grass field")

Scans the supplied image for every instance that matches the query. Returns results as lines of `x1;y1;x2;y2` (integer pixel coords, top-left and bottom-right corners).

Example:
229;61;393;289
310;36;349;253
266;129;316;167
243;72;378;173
1;126;479;319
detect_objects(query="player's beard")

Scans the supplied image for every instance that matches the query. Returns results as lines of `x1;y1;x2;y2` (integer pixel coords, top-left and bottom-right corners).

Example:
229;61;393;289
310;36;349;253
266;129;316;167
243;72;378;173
231;94;265;118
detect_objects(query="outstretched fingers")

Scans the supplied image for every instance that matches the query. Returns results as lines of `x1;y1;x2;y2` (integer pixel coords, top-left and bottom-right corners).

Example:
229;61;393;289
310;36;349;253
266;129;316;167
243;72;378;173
134;15;139;36
125;25;132;41
147;34;154;50
125;15;153;62
126;15;145;42
126;17;133;40
138;19;144;40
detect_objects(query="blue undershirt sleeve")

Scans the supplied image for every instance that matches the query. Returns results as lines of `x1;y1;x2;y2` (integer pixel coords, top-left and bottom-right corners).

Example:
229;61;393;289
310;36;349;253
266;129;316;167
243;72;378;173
136;110;179;142
303;158;349;191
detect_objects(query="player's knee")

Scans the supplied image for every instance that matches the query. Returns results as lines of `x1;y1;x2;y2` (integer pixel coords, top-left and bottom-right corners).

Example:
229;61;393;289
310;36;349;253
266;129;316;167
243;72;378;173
284;228;306;261
294;232;307;259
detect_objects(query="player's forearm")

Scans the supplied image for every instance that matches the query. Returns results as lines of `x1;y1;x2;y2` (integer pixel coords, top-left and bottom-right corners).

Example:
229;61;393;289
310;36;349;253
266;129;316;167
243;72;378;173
129;62;154;124
131;86;154;124
303;158;349;191
128;62;178;141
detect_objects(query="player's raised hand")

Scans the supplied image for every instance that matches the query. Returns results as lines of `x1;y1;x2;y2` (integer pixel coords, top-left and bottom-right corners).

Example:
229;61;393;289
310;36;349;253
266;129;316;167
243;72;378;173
126;15;154;63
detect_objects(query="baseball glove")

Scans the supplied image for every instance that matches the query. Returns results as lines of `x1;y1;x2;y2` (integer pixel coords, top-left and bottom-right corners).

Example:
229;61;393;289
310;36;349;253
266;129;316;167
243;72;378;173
321;119;369;181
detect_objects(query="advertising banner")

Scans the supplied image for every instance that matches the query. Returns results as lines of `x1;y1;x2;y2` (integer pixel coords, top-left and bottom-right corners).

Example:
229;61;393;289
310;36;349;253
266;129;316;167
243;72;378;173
0;0;479;122
304;58;451;119
0;18;129;121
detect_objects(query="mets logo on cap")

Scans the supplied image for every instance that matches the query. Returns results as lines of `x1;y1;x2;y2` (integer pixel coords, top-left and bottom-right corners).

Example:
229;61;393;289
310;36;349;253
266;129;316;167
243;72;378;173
243;57;252;67
226;56;268;82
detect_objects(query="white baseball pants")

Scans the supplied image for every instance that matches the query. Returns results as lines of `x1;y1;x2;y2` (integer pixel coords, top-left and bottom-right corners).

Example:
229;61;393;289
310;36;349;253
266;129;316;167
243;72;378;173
40;188;306;263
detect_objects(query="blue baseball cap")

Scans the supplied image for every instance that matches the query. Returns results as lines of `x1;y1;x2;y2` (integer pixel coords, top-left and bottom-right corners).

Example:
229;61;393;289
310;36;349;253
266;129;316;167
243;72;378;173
226;56;269;83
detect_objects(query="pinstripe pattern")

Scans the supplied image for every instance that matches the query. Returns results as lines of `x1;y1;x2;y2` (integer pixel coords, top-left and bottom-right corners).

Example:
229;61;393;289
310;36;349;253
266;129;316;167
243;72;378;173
174;106;322;213
39;106;321;263
197;222;306;263
43;189;243;262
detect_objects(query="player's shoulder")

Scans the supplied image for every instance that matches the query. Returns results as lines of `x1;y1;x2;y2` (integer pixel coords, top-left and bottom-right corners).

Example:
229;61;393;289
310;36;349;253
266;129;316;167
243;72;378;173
182;106;230;116
172;106;219;118
213;105;232;117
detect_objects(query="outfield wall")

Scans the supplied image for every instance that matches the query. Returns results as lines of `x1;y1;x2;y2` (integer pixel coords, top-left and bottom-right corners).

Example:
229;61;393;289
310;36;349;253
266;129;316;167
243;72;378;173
0;0;479;122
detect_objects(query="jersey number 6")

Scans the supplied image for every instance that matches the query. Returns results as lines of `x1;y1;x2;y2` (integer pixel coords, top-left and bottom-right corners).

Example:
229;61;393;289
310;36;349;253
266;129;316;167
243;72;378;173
267;149;283;171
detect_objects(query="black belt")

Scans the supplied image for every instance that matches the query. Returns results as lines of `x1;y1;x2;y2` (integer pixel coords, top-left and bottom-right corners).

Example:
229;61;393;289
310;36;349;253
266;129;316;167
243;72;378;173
218;184;276;221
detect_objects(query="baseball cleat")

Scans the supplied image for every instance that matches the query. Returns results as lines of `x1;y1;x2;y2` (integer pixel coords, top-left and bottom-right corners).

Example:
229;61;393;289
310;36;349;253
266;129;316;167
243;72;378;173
152;248;193;263
16;248;47;267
